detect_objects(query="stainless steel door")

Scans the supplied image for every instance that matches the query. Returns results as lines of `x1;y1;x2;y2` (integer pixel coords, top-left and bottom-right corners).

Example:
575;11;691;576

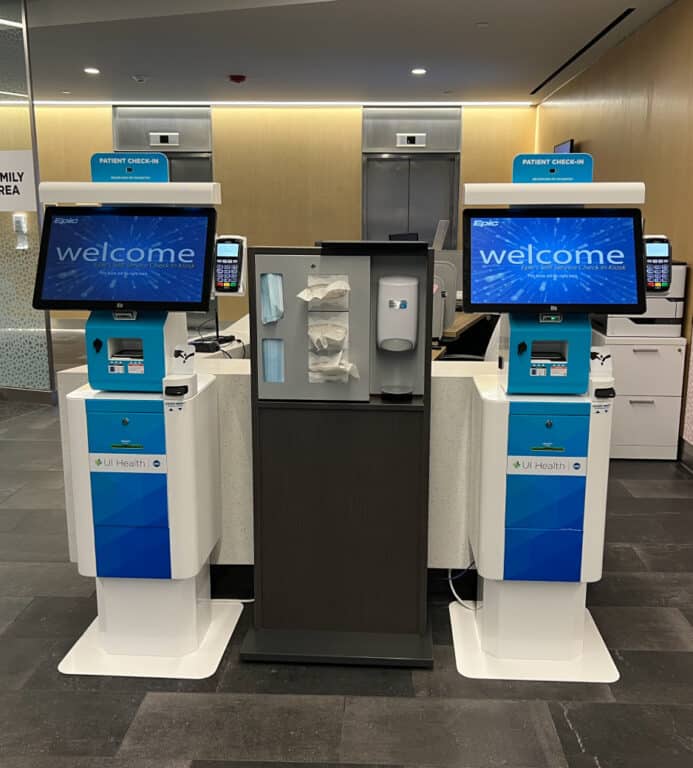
409;157;457;248
364;158;409;241
363;155;458;247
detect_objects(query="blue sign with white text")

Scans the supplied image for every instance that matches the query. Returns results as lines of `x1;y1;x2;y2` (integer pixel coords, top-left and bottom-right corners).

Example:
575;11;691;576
468;214;639;306
91;152;170;183
513;153;593;183
40;212;209;303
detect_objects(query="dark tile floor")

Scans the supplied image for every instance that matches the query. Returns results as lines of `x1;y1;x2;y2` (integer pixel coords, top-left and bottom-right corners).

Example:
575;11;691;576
0;401;692;768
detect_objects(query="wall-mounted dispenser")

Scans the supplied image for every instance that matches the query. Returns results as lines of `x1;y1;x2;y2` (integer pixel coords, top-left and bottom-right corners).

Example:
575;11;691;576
377;276;419;352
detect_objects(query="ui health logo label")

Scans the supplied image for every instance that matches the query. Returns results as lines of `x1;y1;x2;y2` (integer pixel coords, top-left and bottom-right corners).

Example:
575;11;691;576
89;453;167;474
507;455;587;477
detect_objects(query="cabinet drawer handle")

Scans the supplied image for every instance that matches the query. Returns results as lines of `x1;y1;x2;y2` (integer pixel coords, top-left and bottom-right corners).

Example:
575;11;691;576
628;399;656;405
632;348;659;353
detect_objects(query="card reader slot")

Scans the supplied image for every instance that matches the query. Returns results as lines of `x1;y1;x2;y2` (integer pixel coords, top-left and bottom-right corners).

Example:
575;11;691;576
111;443;144;450
530;446;566;452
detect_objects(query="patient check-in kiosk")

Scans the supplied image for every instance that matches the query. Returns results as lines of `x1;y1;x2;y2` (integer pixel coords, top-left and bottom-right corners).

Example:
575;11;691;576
33;188;241;678
451;183;647;682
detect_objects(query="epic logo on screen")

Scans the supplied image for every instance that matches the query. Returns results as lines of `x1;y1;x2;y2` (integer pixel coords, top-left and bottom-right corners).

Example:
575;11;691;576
55;242;196;264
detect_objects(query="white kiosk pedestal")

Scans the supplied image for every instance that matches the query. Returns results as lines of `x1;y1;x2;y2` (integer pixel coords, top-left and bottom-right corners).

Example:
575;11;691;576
450;580;618;683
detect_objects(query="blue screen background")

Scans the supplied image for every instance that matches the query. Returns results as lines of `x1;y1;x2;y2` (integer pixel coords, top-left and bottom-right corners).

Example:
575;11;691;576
40;213;210;304
469;216;639;306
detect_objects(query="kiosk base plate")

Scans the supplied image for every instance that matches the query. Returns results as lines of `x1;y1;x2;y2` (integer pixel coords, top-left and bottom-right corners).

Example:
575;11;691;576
58;600;243;680
449;602;619;683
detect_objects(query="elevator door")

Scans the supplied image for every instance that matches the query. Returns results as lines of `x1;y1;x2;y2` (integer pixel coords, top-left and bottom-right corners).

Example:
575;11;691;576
363;154;458;248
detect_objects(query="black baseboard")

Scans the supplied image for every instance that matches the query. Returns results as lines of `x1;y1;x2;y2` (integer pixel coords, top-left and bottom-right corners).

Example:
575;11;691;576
210;564;478;603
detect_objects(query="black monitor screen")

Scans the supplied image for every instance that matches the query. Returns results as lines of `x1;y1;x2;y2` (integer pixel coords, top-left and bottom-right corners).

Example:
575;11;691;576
463;207;646;315
33;206;217;311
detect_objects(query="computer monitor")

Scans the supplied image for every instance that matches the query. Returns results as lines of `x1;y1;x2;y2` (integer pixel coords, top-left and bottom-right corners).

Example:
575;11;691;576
33;206;217;311
462;207;646;315
554;139;575;154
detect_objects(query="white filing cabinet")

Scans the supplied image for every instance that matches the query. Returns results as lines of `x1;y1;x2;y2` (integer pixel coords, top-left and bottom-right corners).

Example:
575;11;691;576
592;330;687;459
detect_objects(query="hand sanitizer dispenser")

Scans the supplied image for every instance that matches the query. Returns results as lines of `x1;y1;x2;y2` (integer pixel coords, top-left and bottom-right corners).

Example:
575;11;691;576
377;276;419;352
377;276;419;401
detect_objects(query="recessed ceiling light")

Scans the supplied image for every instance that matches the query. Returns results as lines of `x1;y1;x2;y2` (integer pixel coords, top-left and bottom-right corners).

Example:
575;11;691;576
83;67;100;75
61;91;72;95
411;68;427;76
476;21;489;29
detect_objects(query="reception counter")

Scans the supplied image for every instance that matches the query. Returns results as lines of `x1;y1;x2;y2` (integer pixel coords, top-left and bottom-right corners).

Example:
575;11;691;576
58;358;495;571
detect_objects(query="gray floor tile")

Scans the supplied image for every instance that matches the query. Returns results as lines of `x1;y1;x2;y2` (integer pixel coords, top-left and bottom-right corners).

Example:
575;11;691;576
117;693;345;763
0;469;65;492
603;544;646;572
0;597;32;634
608;460;689;482
606;496;693;516
430;602;453;645
634;543;693;572
550;702;693;768
0;636;59;691
0;486;66;510
0;441;62;471
0;402;45;423
621;478;693;499
605;511;693;545
0;509;25;532
0;562;94;598
587;572;693;608
1;760;190;768
3;596;96;640
412;645;613;702
9;509;68;535
0;690;144;758
190;763;399;768
218;658;414;697
590;607;693;651
0;531;69;562
610;650;693;704
0;421;61;441
23;636;235;694
340;697;568;768
606;479;633;499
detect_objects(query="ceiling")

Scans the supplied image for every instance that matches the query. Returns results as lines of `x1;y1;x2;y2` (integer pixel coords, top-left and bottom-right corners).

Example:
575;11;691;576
2;0;676;103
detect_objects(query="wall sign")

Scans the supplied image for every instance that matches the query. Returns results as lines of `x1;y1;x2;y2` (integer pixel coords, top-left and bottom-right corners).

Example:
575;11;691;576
0;150;37;212
91;152;170;182
513;153;594;183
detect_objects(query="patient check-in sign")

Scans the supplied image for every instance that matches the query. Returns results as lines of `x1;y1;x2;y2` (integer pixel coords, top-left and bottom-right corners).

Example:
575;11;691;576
0;150;36;211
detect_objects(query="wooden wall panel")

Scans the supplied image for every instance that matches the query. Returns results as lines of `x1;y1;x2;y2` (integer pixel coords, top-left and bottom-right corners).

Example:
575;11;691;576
34;106;113;182
0;106;32;149
536;0;693;345
212;107;362;320
462;107;537;185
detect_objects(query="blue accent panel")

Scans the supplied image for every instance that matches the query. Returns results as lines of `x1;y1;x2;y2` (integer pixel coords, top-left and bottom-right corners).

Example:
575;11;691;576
94;525;171;579
90;473;168;528
86;411;166;454
512;153;594;183
506;314;592;396
86;310;167;393
504;528;583;582
508;414;590;456
86;399;163;414
506;475;586;530
91;152;170;182
509;401;590;416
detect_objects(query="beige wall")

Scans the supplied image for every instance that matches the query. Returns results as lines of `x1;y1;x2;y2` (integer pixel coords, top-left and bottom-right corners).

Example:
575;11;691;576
212;106;363;320
536;0;693;343
0;106;32;150
462;107;537;184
